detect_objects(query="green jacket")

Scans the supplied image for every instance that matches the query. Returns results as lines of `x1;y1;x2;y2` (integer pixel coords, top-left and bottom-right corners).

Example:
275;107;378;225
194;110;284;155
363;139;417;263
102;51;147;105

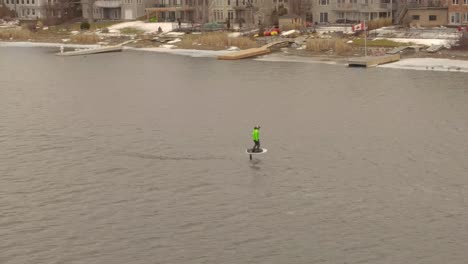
252;128;259;141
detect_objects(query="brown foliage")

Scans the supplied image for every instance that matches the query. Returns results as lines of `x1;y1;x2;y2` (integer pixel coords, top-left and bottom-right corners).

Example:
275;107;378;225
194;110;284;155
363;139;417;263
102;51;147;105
177;33;258;50
0;5;16;18
0;28;33;40
306;38;352;54
366;18;392;31
70;34;100;44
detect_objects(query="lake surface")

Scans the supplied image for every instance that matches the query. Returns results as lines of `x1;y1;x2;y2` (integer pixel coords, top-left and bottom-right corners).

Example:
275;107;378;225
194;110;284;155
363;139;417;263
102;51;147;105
1;47;468;264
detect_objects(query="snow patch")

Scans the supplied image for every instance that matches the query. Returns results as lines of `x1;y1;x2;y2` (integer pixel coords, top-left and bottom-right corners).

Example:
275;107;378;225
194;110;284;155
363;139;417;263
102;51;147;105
125;46;231;58
379;58;468;72
167;38;181;44
108;21;187;34
375;37;456;47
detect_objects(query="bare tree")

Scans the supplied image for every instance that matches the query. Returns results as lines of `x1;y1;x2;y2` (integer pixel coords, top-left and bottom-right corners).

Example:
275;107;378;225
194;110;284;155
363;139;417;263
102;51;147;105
289;0;311;17
0;4;16;18
43;0;81;25
88;0;94;23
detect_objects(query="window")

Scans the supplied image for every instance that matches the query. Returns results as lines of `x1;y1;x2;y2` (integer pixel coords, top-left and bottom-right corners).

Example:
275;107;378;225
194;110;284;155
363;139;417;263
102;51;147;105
6;0;9;4
32;0;34;3
32;9;35;15
465;0;468;4
228;10;233;19
464;13;468;22
452;0;458;4
27;8;30;15
27;0;29;4
429;15;437;21
227;0;230;4
412;15;420;20
450;12;460;23
320;12;328;22
319;0;329;5
21;0;24;4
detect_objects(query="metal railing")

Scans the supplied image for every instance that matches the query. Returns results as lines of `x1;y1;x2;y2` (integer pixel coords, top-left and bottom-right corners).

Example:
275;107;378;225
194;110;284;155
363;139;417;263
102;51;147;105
334;3;359;10
153;3;193;7
335;2;393;11
407;0;446;8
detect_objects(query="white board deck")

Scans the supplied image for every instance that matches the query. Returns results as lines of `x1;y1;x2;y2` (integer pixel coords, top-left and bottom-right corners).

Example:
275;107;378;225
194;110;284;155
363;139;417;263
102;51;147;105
246;148;268;154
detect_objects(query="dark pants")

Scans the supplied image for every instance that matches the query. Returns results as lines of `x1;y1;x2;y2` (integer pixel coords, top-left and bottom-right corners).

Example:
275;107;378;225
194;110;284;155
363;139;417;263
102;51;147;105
253;140;260;152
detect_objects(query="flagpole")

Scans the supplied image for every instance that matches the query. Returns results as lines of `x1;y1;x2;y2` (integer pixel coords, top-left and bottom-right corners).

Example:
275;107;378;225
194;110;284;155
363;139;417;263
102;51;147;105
364;20;367;57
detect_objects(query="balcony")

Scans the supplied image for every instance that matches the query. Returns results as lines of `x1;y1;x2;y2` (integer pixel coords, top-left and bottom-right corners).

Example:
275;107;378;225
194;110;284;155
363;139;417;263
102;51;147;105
147;4;195;12
407;0;446;8
94;0;121;8
153;3;195;7
232;0;254;9
333;3;359;11
334;1;395;11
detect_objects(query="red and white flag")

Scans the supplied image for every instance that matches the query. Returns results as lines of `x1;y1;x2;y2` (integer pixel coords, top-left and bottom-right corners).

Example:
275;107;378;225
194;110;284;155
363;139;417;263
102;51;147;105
352;22;366;32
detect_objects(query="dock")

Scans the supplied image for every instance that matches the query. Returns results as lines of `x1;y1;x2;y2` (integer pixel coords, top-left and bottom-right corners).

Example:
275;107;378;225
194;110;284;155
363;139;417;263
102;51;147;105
218;47;271;60
217;40;291;60
348;54;400;67
56;45;123;56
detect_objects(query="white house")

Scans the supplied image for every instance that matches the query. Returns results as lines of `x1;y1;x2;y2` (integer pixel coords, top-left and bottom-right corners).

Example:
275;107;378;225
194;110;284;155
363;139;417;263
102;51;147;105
81;0;156;20
3;0;50;19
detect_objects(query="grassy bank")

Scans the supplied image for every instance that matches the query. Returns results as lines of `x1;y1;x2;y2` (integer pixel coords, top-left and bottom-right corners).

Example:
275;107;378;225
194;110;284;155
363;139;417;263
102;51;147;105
0;28;33;40
352;38;413;47
177;32;258;50
306;38;352;55
46;21;120;33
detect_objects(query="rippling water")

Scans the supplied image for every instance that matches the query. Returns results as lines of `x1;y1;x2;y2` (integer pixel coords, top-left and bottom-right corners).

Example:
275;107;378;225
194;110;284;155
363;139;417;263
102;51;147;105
1;47;468;264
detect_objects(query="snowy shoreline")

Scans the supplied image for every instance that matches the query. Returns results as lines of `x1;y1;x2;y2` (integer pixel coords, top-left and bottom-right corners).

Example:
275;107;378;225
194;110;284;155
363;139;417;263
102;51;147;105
379;58;468;72
0;41;100;49
2;41;468;73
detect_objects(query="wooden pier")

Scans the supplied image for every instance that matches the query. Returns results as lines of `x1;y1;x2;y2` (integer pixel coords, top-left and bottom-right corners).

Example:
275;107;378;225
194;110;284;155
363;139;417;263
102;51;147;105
217;47;271;60
217;40;291;60
348;54;400;67
56;45;123;57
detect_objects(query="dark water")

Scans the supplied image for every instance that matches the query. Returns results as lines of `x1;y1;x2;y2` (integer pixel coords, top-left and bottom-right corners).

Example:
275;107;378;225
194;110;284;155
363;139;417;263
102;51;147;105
1;47;467;264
